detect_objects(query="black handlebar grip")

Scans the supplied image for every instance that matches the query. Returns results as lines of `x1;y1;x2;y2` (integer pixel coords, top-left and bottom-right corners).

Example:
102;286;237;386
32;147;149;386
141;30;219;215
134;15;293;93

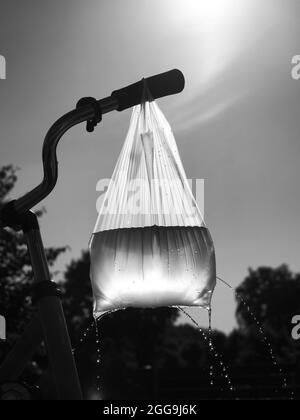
111;69;185;111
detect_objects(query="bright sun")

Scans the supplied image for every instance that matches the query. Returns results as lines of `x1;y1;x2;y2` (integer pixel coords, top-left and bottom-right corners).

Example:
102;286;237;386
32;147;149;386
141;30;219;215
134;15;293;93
171;0;237;22
158;0;254;95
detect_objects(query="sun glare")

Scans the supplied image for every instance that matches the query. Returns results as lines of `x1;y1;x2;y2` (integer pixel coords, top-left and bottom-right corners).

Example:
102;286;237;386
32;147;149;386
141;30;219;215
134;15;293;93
160;0;249;92
170;0;238;23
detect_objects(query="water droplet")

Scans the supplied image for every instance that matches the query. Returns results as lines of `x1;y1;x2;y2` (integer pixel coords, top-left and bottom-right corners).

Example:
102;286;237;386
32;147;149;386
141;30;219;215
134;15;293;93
179;307;234;395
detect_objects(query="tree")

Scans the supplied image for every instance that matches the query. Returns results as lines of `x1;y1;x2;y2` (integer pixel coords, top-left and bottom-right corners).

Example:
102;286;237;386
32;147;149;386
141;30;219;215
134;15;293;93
236;265;300;335
0;165;66;372
233;265;300;368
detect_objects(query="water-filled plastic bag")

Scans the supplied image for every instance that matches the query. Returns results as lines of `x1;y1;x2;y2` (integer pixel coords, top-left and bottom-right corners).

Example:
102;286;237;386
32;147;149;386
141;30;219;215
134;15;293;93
90;101;216;317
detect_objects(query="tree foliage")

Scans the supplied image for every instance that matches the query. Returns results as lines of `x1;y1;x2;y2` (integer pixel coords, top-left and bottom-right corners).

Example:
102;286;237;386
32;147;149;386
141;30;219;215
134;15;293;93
234;265;300;367
0;166;66;339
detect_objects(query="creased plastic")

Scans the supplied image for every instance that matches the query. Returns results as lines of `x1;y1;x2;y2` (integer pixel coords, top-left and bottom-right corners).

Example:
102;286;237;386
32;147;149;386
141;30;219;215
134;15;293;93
90;101;216;317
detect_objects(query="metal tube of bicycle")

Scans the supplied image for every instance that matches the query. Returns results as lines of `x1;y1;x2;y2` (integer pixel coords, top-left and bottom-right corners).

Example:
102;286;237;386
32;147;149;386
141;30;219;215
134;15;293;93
0;69;185;400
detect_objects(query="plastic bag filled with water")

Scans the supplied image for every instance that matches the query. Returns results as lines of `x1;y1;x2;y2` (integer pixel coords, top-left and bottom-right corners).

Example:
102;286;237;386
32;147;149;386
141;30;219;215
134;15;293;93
90;100;216;317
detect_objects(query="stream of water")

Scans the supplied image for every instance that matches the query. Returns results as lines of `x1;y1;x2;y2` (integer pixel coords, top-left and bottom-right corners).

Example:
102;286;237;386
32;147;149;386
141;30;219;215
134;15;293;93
217;276;294;400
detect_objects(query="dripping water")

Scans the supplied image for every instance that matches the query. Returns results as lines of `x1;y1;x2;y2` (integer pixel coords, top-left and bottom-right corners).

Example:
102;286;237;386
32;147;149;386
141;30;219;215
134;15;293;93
178;307;235;396
93;311;116;396
72;312;113;397
72;318;95;354
208;308;214;387
94;316;101;394
72;318;96;393
217;276;294;400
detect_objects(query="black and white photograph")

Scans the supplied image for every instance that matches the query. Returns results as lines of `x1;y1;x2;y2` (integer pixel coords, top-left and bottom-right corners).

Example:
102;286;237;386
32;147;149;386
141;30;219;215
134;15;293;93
0;0;300;403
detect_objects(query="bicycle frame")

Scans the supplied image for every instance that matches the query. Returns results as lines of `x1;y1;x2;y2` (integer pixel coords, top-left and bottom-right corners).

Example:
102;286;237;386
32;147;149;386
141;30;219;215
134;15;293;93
0;70;185;400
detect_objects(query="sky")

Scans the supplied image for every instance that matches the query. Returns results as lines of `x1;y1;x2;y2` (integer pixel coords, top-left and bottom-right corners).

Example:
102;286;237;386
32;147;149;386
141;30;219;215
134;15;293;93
0;0;300;333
